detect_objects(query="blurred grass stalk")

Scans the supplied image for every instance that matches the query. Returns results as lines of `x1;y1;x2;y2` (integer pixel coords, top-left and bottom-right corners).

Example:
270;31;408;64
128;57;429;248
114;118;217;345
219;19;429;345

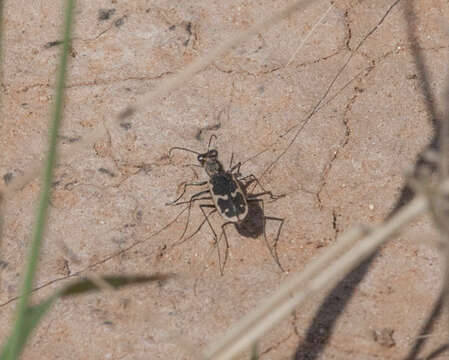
0;0;4;132
5;1;75;359
0;0;5;294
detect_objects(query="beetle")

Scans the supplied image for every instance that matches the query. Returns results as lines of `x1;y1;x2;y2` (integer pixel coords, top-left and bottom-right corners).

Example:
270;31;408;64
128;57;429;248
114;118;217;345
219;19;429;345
198;148;248;222
167;135;284;274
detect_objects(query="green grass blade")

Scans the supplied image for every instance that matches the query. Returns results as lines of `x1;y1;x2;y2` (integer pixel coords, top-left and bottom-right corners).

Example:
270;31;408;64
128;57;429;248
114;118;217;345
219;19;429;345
5;1;75;359
0;295;57;359
0;0;6;264
250;342;259;360
0;0;4;132
1;274;171;359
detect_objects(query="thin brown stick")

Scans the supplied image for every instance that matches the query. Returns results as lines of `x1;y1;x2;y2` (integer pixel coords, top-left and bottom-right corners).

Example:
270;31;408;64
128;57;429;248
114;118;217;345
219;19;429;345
117;0;320;122
203;192;430;360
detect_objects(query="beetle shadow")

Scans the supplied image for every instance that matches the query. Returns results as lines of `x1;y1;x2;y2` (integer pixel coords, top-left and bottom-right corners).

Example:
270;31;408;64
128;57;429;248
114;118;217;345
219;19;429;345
228;180;285;272
234;177;283;239
234;200;265;238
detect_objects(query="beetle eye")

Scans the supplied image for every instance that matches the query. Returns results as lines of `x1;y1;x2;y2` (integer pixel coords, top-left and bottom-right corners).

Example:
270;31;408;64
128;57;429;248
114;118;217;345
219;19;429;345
197;154;204;162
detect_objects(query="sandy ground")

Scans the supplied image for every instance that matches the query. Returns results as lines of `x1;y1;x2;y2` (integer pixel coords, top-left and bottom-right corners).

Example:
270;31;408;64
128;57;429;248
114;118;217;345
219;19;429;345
1;0;448;359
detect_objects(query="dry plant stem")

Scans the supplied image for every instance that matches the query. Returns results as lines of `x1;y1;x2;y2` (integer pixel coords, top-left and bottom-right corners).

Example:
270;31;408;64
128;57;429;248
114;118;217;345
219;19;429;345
442;81;449;179
285;1;334;67
0;0;4;132
440;68;449;337
81;273;116;292
119;0;321;120
56;238;116;293
0;0;5;291
203;195;428;360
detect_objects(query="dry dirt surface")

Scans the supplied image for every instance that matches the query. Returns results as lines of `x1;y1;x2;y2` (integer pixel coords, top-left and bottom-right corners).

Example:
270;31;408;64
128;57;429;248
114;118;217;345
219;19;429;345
1;0;448;359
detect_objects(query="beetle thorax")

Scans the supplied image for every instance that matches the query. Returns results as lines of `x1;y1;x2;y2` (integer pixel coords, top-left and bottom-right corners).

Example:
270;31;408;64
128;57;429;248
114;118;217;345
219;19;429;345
197;149;224;177
205;160;224;177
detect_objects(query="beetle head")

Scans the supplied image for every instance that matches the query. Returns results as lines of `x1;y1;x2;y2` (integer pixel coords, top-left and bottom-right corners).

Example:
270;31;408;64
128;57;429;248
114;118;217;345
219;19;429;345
197;149;223;176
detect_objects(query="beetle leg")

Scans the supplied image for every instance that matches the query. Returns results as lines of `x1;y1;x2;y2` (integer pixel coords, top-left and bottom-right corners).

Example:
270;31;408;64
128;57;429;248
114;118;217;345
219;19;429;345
229;161;242;176
229;152;235;169
187;205;216;242
240;174;283;200
172;196;212;206
218;221;233;275
199;204;219;239
247;191;284;201
198;203;232;276
174;206;217;246
199;204;226;274
166;181;208;205
247;198;285;272
177;190;211;242
206;134;218;151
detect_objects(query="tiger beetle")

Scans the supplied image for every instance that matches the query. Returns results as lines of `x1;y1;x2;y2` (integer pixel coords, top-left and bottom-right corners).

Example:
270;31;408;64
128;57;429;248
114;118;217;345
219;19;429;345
167;135;285;274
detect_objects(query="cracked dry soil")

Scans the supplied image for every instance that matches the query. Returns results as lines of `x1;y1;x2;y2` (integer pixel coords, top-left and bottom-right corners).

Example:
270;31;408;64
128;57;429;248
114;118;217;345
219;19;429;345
0;0;448;359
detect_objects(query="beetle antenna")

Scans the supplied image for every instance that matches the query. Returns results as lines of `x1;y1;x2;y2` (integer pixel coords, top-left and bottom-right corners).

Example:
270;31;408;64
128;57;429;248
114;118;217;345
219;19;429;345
168;147;200;157
207;134;218;151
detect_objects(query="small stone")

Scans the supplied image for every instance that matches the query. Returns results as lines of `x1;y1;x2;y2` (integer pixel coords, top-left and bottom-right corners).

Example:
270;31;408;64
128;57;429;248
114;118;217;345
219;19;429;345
114;16;126;27
98;8;115;21
3;172;13;184
372;328;395;347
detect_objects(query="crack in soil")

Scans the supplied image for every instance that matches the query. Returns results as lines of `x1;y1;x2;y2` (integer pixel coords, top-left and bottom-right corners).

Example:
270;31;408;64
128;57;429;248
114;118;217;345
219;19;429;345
343;9;352;51
316;84;356;208
260;333;294;356
259;0;401;186
291;309;302;339
332;209;339;239
8;72;174;95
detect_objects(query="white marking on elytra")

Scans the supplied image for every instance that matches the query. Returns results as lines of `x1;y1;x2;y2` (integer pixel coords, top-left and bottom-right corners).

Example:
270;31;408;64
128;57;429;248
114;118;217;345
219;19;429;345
211;182;248;223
